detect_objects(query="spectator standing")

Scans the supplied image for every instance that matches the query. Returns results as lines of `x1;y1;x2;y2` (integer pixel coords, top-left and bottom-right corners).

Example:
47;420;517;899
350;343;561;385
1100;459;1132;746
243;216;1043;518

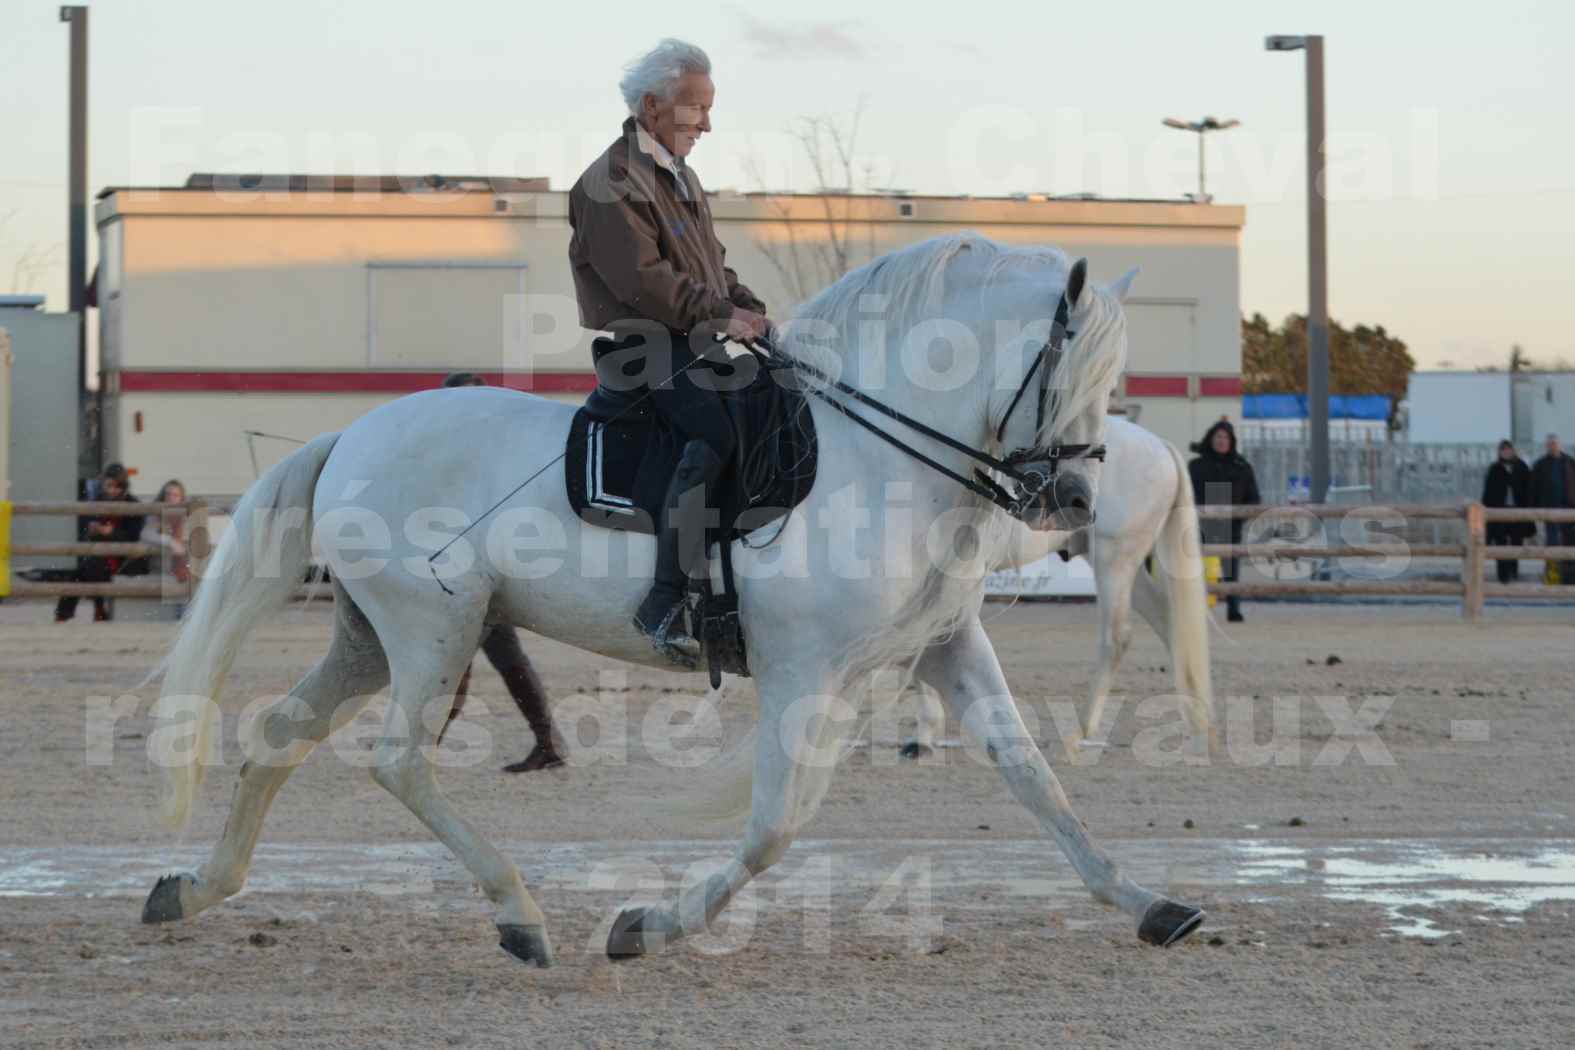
1188;419;1261;623
1530;433;1575;583
1481;441;1534;583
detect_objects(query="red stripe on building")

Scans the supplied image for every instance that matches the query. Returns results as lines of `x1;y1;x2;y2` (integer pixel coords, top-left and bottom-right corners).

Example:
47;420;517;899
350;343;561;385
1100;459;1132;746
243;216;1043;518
116;369;1245;400
1124;375;1189;397
1198;375;1243;398
116;370;601;394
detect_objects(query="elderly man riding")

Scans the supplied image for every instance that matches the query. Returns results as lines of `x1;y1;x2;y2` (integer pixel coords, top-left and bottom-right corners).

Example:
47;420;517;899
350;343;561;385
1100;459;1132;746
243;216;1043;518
568;38;770;661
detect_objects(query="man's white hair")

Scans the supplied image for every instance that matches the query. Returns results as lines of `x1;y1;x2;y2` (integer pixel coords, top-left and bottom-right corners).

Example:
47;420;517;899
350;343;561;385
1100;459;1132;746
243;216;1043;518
619;38;711;116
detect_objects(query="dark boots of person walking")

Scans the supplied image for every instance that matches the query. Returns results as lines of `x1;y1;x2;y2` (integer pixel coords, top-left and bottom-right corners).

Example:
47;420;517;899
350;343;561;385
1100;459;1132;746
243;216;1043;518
437;626;565;773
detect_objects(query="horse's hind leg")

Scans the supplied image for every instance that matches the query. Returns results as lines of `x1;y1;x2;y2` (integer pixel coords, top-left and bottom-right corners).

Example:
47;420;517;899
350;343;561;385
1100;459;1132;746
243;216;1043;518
899;686;945;759
366;605;555;967
143;587;389;924
1083;535;1142;746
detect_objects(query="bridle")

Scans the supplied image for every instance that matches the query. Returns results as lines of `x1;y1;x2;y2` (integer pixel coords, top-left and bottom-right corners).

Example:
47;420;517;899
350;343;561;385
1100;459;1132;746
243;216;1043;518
766;258;1108;521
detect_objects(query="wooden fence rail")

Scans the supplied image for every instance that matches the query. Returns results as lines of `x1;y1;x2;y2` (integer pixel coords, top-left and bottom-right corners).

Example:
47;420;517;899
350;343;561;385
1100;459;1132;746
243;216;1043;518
6;497;1572;620
1195;503;1471;520
1201;501;1575;619
1;499;210;602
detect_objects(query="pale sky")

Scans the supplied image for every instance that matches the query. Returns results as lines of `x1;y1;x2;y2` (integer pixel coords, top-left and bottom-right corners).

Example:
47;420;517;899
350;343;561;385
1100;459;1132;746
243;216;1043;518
3;0;1572;369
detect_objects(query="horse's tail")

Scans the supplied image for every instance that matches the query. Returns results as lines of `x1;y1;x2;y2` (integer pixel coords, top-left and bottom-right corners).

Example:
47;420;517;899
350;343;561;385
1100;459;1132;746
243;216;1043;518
149;432;341;830
1148;440;1214;742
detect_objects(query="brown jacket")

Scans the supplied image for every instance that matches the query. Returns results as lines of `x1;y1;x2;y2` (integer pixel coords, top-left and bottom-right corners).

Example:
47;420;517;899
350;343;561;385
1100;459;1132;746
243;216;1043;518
569;118;765;335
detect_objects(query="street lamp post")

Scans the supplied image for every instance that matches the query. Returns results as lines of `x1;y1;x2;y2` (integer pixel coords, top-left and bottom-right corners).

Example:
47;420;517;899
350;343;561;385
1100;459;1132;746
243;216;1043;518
1266;33;1329;506
1161;116;1240;201
60;5;94;474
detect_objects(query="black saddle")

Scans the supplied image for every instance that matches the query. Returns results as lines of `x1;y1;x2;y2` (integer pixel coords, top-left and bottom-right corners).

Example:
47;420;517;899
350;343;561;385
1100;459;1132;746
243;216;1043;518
565;335;819;681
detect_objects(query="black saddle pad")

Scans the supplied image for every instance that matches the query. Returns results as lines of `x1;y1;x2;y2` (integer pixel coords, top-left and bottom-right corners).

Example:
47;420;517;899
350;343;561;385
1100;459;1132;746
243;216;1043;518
566;346;818;541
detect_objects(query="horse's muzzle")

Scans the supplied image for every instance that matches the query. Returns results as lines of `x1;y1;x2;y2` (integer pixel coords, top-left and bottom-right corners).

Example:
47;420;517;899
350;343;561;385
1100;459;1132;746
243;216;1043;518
1047;472;1095;531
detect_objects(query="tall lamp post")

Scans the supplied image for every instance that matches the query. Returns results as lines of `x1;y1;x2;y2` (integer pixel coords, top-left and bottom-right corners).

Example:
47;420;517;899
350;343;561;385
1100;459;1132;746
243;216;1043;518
60;5;93;474
1266;33;1329;506
1161;116;1240;201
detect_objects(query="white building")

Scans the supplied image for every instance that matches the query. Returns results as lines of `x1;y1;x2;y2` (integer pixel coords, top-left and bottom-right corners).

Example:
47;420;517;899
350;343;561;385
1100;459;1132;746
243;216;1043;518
1405;370;1575;447
95;175;1246;498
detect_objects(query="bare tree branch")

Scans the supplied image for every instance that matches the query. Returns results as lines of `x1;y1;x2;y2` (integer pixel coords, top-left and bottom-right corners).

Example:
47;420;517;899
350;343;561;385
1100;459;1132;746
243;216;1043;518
744;102;879;307
11;242;62;295
0;208;63;295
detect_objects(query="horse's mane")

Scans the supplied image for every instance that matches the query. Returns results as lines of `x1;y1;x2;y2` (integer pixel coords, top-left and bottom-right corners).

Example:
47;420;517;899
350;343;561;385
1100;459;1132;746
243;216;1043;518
781;231;1127;449
788;233;1005;341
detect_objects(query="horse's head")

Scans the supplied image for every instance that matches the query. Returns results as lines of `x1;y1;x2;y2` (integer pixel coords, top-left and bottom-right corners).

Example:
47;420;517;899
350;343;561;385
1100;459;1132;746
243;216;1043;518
999;260;1135;533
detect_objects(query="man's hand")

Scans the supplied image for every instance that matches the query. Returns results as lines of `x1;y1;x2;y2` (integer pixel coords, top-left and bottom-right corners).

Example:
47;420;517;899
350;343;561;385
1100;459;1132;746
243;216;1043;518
725;309;770;345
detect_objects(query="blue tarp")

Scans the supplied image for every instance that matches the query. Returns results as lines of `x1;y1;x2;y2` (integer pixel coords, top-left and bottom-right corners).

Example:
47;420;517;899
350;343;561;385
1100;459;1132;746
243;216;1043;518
1244;394;1391;421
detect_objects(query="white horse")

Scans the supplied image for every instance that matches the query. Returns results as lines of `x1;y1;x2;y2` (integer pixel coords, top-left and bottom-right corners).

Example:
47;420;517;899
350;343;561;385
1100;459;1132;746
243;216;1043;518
902;416;1213;755
141;233;1206;966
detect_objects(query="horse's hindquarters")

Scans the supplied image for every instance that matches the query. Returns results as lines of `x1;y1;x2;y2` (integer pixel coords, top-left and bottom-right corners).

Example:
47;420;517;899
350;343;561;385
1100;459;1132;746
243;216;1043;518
312;389;693;672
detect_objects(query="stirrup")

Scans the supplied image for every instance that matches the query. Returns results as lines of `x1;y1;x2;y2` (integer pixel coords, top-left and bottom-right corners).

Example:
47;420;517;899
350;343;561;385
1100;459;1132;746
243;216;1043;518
634;601;700;670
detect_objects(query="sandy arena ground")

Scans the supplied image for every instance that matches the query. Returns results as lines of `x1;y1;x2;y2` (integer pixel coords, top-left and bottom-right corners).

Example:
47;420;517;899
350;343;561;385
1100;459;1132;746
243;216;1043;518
3;597;1574;1049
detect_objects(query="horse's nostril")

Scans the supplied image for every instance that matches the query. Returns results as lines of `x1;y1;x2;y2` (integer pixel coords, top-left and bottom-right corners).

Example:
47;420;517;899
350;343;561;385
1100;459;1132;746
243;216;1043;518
1069;495;1089;511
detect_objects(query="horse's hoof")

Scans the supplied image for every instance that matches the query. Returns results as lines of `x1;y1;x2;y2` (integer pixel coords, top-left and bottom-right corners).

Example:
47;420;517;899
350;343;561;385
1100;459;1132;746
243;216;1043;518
606;907;662;961
142;872;195;924
1137;899;1205;947
497;923;554;967
898;741;933;760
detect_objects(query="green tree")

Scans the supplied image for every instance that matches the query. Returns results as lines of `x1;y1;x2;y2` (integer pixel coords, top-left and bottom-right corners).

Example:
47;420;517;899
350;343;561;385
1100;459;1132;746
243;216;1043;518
1241;313;1415;405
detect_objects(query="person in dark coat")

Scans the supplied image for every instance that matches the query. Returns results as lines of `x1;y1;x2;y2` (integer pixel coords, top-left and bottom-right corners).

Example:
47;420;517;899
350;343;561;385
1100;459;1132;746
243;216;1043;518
1482;440;1535;583
433;371;565;773
54;463;145;623
1188;418;1261;623
1530;433;1575;583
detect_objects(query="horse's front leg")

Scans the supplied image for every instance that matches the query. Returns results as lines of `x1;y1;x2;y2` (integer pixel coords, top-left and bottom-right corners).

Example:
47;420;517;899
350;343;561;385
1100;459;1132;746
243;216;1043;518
914;615;1205;947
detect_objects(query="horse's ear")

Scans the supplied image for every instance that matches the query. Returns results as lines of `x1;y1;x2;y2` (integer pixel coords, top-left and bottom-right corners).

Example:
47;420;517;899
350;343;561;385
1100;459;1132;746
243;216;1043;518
1108;267;1139;304
1066;258;1088;309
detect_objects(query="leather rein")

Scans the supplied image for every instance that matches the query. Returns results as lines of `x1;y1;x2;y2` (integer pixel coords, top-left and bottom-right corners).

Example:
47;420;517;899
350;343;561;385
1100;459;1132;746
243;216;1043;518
759;265;1107;520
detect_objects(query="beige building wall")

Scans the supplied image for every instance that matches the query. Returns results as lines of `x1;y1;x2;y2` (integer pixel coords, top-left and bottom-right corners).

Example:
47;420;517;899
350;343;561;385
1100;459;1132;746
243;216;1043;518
97;187;1244;498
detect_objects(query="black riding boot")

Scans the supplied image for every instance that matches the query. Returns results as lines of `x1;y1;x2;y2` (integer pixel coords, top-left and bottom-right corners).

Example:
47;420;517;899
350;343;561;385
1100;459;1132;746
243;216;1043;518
635;440;724;667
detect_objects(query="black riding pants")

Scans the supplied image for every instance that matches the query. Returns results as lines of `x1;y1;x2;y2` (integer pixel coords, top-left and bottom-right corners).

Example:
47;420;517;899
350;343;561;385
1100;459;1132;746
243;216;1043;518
647;339;738;466
54;557;114;621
